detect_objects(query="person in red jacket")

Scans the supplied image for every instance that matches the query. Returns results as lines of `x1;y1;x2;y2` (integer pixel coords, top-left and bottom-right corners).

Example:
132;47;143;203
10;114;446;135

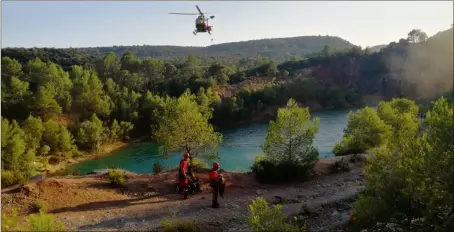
179;152;190;199
209;162;225;208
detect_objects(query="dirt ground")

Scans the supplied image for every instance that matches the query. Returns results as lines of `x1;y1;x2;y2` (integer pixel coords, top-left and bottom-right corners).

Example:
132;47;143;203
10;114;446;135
1;154;367;231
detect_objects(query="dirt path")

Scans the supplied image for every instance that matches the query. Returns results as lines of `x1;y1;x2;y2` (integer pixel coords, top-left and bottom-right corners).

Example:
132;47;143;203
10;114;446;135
2;155;366;232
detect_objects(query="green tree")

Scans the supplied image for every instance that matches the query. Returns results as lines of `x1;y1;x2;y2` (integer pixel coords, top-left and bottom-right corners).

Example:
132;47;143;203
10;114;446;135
376;98;420;148
71;66;112;119
352;97;454;231
26;59;73;112
141;58;165;90
42;119;75;155
153;90;222;158
262;98;320;165
333;107;392;156
196;87;221;117
1;118;35;185
33;86;62;120
321;45;333;57
120;51;141;73
1;57;23;81
407;29;428;43
22;115;45;152
107;119;134;142
247;197;305;232
76;114;105;151
97;52;121;80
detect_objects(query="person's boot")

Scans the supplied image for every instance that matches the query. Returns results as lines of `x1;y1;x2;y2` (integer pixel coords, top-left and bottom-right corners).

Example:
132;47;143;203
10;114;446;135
183;190;188;200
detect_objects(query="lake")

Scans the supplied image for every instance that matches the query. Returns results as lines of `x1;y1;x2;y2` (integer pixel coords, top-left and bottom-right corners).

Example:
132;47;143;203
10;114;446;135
71;109;350;174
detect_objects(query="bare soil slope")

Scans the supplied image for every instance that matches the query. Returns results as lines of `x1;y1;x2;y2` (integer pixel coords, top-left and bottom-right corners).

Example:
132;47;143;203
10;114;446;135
2;155;366;231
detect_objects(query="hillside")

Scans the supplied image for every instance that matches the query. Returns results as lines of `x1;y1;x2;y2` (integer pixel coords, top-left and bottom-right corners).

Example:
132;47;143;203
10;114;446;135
369;44;387;52
1;35;355;66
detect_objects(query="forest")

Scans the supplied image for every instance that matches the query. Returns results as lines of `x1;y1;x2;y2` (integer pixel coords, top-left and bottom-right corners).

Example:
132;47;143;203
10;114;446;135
2;35;355;66
1;27;452;187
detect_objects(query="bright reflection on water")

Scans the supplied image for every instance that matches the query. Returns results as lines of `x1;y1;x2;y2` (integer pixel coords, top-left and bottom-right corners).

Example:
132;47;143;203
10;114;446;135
71;109;350;174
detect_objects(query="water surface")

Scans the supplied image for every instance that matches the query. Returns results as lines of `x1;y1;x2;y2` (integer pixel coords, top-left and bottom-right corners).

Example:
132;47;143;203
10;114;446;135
72;109;349;174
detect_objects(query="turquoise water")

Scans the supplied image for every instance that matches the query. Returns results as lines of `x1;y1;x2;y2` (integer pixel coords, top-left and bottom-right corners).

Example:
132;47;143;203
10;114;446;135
71;109;349;174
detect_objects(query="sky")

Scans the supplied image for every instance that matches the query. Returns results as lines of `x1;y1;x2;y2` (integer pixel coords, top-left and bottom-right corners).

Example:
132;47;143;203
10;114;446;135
1;1;453;48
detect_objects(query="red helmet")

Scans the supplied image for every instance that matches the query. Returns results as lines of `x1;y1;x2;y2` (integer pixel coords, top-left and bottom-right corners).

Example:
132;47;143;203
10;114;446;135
212;162;220;170
184;153;190;159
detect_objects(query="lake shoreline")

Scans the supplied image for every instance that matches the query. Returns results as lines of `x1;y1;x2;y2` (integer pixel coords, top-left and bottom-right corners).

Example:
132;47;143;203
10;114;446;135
61;107;355;175
45;141;135;176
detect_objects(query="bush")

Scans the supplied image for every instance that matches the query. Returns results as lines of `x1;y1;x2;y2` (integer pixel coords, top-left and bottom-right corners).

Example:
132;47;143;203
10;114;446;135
28;209;65;231
48;156;61;165
332;107;391;156
351;97;454;231
331;158;351;173
160;219;200;232
1;209;20;231
108;169;126;187
247;197;306;232
31;200;48;213
1;170;16;187
190;157;208;169
153;161;163;174
251;160;313;184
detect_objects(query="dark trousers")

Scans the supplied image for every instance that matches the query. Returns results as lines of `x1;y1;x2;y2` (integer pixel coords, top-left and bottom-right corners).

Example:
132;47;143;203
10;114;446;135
211;179;224;207
211;183;219;207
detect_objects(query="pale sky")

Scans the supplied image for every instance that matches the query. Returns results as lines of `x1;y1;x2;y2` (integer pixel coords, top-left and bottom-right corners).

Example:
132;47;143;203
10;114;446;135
1;1;453;48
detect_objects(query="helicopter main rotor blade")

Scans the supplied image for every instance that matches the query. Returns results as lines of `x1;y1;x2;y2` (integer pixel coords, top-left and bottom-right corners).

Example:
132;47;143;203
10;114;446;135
195;5;205;18
169;13;200;15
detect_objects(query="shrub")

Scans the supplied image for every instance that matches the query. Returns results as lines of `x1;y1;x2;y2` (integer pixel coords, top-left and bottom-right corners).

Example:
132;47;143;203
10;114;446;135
190;157;208;169
160;219;200;232
153;161;163;174
247;197;306;232
351;97;454;231
31;200;48;213
331;158;351;173
48;156;61;165
251;160;313;184
1;209;20;231
332;107;391;156
1;170;16;187
108;168;126;187
28;209;65;231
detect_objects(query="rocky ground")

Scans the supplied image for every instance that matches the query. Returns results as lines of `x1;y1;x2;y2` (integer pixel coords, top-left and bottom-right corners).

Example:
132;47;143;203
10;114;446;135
1;154;367;231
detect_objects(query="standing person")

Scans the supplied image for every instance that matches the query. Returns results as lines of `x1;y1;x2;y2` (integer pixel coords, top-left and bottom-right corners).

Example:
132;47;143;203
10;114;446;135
179;153;190;200
209;162;225;208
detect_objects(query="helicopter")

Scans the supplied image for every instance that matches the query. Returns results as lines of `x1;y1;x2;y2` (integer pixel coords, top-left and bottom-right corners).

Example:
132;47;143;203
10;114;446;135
169;5;215;36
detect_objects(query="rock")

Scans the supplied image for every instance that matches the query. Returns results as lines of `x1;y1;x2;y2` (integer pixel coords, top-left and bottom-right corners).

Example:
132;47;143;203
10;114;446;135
273;196;283;204
282;203;303;218
331;210;339;216
256;189;266;195
301;204;319;217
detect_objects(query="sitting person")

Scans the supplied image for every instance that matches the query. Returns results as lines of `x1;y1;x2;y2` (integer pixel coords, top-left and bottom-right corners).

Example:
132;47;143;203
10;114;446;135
209;162;225;208
187;156;201;193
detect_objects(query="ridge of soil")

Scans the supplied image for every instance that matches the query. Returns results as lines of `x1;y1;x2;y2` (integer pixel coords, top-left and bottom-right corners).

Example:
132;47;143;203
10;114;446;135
1;154;367;231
